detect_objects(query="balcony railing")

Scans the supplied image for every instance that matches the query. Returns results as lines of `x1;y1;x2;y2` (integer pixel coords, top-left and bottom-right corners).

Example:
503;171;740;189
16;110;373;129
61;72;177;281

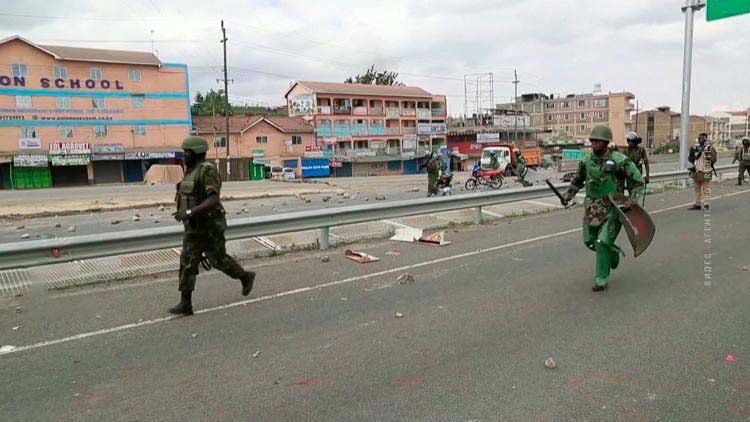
352;125;369;136
385;107;400;119
370;126;385;136
385;127;400;135
317;127;333;137
352;106;368;116
333;106;352;114
417;109;431;120
334;127;352;136
401;109;416;117
401;127;417;135
431;108;446;117
317;106;332;115
369;107;384;115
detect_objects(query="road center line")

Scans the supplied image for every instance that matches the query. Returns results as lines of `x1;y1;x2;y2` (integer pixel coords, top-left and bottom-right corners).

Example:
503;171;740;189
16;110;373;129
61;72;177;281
2;188;748;357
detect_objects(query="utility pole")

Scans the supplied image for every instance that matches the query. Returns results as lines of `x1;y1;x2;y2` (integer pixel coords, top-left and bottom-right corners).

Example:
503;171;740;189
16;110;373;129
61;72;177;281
679;0;705;172
513;69;519;144
221;20;230;160
634;101;639;136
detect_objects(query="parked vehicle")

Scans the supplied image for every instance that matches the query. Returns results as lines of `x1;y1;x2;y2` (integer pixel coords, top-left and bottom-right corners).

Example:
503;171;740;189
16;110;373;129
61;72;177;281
480;144;542;176
436;172;453;196
282;167;296;180
465;161;503;190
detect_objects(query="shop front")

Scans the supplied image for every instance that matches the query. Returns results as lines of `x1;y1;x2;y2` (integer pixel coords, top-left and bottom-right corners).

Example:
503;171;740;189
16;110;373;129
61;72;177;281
48;142;91;187
91;144;125;184
122;150;182;183
0;155;12;189
12;153;52;189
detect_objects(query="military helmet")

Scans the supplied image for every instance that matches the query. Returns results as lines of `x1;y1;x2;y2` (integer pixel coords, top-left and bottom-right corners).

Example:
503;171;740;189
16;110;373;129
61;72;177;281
181;136;209;153
743;137;750;146
589;125;613;143
625;131;642;144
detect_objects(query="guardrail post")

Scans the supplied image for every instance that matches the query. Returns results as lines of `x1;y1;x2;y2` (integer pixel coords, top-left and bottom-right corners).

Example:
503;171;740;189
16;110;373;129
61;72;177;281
320;227;330;250
474;207;482;225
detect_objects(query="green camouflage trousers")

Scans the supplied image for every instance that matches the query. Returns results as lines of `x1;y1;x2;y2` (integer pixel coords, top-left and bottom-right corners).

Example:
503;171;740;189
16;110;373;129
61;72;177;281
582;209;623;287
178;229;246;292
427;174;439;195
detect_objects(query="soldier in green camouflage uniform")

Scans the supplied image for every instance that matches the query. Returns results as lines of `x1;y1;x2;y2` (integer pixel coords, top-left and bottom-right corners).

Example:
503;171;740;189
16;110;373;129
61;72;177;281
561;126;645;292
624;132;650;184
489;152;500;170
420;152;443;197
169;137;256;315
734;137;750;185
513;149;533;187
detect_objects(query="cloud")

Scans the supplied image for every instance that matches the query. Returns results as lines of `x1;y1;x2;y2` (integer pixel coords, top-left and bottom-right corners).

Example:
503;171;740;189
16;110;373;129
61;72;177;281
2;0;748;115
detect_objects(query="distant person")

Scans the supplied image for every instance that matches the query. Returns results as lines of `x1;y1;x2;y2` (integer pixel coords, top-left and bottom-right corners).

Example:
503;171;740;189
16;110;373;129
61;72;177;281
733;137;750;185
489;151;500;170
419;152;443;197
170;137;256;316
624;132;650;184
688;133;717;210
513;149;532;187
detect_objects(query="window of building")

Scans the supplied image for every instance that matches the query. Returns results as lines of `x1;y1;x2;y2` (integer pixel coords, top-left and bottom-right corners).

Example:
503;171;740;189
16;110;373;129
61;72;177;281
291;135;302;145
563;114;570;121
546;115;554;122
578;100;588;108
20;127;36;138
12;63;28;77
56;97;72;109
16;95;32;109
564;125;571;132
89;67;103;81
597;111;606;119
580;124;587;131
594;99;607;108
94;125;108;137
561;101;571;109
53;65;68;79
545;102;555;110
131;96;144;108
214;137;226;147
580;113;586;120
132;125;146;136
92;97;105;109
128;69;142;82
256;136;268;144
59;126;74;138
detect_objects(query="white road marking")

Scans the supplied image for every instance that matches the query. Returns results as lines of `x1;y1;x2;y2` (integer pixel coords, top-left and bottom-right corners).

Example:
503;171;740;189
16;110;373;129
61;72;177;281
480;209;504;218
252;236;282;252
524;200;564;209
2;189;748;357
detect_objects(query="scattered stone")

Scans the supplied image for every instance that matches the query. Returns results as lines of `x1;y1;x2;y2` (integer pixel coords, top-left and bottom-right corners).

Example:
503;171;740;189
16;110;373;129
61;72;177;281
281;202;287;206
305;199;312;203
340;297;347;301
397;273;415;285
148;213;154;217
12;326;21;331
512;385;516;390
725;354;736;363
35;234;40;238
242;208;249;213
708;378;717;386
544;357;556;369
111;220;121;225
16;225;25;230
321;256;330;263
154;219;160;224
133;213;140;218
235;211;242;215
15;307;21;313
322;196;331;202
93;200;99;204
0;345;16;353
343;193;351;199
54;223;62;228
337;200;344;204
375;195;386;201
252;351;261;358
395;312;404;318
20;234;30;239
411;187;420;192
364;197;370;202
132;216;141;222
743;266;748;271
191;333;198;338
159;205;165;212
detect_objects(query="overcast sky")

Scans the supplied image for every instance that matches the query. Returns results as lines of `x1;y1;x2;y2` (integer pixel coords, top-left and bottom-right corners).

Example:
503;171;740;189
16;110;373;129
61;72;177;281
2;0;748;116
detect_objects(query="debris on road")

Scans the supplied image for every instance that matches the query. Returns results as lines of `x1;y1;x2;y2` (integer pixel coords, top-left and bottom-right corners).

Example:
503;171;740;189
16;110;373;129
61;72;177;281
390;227;423;243
385;247;400;255
343;193;351;199
321;255;330;263
544;357;556;369
305;199;312;203
411;187;420;192
337;192;345;196
395;312;404;318
364;197;370;201
110;220;121;225
159;205;165;211
322;196;331;202
418;230;452;246
242;208;249;214
67;226;76;232
725;354;736;363
54;222;62;228
191;333;198;338
397;273;415;285
154;219;160;224
15;307;21;313
252;351;261;358
375;195;386;201
708;378;717;386
16;225;25;230
132;216;141;222
345;249;380;263
20;234;30;239
12;326;21;331
0;345;16;353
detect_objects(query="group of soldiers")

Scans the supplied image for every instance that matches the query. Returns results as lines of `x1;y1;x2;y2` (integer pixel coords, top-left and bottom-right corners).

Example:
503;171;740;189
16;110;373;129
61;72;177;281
166;128;746;313
488;150;533;187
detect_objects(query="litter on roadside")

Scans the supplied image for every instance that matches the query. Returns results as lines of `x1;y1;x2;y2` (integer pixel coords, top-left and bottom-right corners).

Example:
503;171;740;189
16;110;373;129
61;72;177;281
390;227;423;243
418;230;452;246
345;249;380;263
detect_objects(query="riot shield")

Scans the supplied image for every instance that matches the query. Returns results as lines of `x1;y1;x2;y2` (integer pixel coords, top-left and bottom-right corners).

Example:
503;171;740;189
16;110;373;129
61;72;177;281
609;192;656;257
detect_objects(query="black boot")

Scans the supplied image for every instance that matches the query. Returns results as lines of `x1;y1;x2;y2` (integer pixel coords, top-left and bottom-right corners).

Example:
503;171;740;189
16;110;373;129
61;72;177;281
592;284;608;292
241;271;256;296
168;291;193;315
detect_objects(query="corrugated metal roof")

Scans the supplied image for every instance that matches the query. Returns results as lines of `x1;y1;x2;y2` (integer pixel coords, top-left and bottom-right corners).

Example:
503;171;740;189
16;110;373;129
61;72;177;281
291;81;433;98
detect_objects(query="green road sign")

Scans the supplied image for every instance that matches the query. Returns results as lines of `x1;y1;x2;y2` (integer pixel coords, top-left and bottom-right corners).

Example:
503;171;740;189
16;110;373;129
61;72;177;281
707;0;750;21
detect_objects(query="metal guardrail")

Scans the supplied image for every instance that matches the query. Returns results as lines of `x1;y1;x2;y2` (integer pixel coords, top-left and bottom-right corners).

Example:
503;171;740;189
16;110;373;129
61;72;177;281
0;166;738;271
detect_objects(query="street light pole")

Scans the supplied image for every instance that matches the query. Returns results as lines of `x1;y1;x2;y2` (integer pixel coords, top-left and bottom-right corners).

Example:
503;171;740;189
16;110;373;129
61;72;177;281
679;0;705;171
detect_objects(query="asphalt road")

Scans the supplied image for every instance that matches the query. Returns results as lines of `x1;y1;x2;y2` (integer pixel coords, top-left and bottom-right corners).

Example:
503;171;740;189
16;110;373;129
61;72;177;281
1;181;749;421
0;160;689;244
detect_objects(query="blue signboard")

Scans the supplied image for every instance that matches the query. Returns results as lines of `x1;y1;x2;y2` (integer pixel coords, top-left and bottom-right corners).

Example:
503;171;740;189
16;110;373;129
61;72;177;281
301;159;330;178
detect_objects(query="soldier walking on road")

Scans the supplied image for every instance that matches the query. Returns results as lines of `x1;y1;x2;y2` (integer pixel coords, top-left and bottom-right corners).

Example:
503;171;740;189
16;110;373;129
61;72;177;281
560;126;645;292
169;137;256;316
734;137;750;185
688;133;717;210
624;132;650;184
513;149;533;187
489;151;500;171
419;152;443;197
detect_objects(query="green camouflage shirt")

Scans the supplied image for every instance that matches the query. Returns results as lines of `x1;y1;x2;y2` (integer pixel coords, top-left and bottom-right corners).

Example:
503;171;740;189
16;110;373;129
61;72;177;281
624;146;648;173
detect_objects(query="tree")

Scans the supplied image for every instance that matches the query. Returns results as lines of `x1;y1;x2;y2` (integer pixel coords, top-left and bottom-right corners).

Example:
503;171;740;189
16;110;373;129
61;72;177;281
191;91;205;115
191;89;233;116
345;65;404;86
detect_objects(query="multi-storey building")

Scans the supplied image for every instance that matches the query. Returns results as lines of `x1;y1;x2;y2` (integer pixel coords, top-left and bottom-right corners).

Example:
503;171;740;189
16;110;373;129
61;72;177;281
704;115;730;147
0;35;190;189
716;110;750;144
284;81;447;177
542;92;635;146
496;93;548;130
632;106;707;148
